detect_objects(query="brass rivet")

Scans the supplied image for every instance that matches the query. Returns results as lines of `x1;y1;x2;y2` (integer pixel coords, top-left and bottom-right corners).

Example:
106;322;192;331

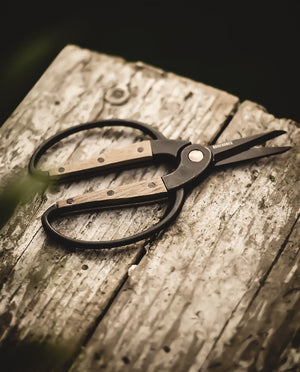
58;167;65;173
67;198;74;204
107;190;114;196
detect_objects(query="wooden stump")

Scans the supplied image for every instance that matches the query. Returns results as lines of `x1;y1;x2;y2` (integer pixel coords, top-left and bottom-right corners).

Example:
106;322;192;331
0;45;299;371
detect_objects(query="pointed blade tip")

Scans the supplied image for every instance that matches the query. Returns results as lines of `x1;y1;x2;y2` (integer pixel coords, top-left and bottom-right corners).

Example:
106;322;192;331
281;146;291;152
272;129;287;136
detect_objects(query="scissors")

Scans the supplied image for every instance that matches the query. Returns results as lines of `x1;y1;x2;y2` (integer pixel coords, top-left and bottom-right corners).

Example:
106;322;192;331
29;119;290;249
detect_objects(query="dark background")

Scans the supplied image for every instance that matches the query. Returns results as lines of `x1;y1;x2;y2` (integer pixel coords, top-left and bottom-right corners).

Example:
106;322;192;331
1;1;299;125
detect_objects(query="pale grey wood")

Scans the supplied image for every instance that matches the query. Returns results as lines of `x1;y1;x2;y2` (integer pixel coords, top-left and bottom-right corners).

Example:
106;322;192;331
202;219;300;371
0;45;238;370
70;101;299;372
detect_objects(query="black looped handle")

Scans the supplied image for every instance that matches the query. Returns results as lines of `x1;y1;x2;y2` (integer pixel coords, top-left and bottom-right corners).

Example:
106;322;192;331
29;119;185;248
28;119;167;179
42;188;185;249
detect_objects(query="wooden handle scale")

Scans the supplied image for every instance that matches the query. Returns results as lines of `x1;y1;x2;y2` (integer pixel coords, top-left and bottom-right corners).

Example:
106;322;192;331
49;141;153;177
57;177;168;211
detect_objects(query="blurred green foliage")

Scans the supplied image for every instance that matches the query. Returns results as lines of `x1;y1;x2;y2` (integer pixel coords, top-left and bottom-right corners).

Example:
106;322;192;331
0;4;298;367
0;173;48;229
0;336;74;372
1;2;299;229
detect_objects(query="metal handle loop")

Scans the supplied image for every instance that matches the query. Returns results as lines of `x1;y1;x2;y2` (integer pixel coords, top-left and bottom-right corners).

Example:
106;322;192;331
29;119;183;248
41;188;185;249
28;119;167;179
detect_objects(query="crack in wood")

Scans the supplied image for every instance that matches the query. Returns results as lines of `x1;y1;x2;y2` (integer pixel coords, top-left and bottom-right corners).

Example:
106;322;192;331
1;45;298;372
246;213;300;312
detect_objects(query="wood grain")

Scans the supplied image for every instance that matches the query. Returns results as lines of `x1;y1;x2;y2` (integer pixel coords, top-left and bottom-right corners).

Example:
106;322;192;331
49;140;153;177
203;218;300;371
57;177;167;208
0;45;238;370
69;101;299;372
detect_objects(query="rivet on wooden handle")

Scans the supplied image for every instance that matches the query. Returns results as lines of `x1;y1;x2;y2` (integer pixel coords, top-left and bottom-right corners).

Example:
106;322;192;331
57;177;168;209
49;141;153;177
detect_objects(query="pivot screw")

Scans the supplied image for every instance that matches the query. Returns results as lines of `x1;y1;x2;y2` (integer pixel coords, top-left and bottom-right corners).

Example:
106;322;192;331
188;150;203;162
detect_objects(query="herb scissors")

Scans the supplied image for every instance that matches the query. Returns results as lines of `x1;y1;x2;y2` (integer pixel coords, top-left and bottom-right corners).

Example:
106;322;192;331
29;119;290;249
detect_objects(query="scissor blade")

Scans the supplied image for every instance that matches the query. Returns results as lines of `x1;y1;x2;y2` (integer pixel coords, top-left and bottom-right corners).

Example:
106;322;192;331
210;130;287;163
215;146;291;166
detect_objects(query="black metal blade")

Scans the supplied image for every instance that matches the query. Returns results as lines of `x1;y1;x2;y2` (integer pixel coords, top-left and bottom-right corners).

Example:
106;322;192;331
215;146;291;166
210;130;287;163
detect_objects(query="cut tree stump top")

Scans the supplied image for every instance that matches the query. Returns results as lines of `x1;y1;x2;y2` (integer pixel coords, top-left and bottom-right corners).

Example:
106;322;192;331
0;45;299;372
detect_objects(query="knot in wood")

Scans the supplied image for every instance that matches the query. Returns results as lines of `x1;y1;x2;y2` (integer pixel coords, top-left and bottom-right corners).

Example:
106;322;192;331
105;86;130;105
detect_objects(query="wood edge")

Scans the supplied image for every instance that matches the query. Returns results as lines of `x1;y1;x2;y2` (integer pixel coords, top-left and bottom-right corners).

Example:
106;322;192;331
239;99;300;126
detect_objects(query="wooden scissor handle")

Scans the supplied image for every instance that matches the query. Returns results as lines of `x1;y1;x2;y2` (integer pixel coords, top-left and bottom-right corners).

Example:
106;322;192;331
57;177;167;210
29;119;187;248
48;141;153;178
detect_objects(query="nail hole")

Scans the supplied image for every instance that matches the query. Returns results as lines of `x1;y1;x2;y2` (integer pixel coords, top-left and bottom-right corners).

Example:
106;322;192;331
54;100;60;105
112;88;124;99
66;198;74;204
163;345;171;353
97;157;104;163
94;351;102;360
107;190;114;196
58;167;65;173
82;264;88;270
122;356;130;364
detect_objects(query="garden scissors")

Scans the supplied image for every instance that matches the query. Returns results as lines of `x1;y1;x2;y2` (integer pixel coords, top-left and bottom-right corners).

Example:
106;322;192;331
29;119;290;249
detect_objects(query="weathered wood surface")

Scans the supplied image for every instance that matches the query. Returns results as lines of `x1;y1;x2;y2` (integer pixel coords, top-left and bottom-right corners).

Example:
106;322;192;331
70;101;299;372
0;45;299;371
